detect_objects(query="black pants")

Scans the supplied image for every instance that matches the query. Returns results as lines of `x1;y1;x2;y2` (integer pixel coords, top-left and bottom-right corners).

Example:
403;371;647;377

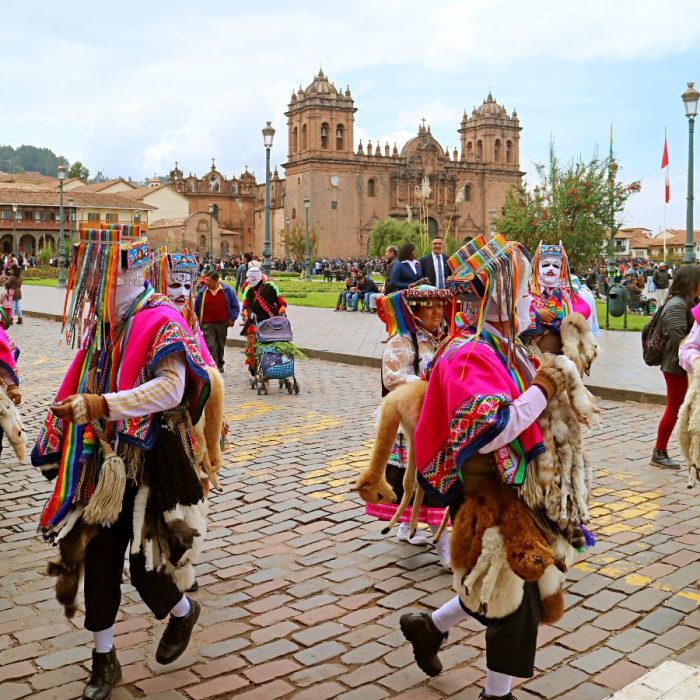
450;499;541;678
84;486;182;632
202;322;227;371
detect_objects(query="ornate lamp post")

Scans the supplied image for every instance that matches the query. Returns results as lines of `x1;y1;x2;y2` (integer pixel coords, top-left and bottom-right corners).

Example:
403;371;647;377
304;197;311;281
57;164;67;288
11;204;17;254
208;203;215;263
262;121;275;274
682;82;699;263
284;216;290;266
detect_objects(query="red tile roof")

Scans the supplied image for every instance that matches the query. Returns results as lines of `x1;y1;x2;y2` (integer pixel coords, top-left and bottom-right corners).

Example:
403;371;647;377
0;187;155;210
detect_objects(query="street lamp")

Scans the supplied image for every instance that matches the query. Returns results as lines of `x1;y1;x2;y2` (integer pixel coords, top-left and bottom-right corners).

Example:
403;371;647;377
208;203;215;264
284;216;290;266
57;164;67;288
67;197;74;245
262;120;275;274
304;198;311;281
683;81;699;264
11;204;17;255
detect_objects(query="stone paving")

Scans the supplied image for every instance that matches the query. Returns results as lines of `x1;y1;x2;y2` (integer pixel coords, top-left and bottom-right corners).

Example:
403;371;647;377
20;285;666;402
1;318;699;700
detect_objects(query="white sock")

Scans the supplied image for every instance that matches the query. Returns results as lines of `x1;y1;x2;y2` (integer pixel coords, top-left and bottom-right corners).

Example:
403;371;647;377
430;595;468;633
93;627;114;654
485;669;512;697
170;595;191;618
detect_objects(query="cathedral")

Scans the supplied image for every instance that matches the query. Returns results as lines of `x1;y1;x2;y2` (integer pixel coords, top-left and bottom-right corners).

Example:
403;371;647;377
169;70;524;258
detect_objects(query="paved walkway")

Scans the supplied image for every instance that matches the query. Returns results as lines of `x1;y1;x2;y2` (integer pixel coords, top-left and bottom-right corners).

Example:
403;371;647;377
20;286;665;403
0;319;697;699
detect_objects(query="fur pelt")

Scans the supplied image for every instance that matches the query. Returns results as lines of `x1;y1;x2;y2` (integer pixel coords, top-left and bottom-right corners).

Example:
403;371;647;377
46;516;98;618
453;526;525;618
678;360;700;488
0;385;27;462
537;534;575;624
560;312;599;376
520;352;599;539
354;380;427;511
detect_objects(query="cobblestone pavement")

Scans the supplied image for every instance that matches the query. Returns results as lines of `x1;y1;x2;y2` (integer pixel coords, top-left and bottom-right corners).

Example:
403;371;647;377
1;319;698;700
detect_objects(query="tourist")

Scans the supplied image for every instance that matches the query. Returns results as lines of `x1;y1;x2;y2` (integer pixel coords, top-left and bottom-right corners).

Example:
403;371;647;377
418;237;449;289
389;242;423;290
653;262;671;305
651;264;700;469
235;252;253;293
4;265;23;325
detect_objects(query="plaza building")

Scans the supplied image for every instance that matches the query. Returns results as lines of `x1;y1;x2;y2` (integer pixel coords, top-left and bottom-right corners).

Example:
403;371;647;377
169;69;524;259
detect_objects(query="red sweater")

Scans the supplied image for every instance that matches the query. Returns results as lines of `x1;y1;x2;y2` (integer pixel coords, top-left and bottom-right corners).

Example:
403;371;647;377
201;287;228;324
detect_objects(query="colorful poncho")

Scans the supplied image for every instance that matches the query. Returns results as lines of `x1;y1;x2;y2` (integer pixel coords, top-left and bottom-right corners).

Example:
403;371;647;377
416;329;544;507
525;287;591;335
32;293;211;530
0;326;19;385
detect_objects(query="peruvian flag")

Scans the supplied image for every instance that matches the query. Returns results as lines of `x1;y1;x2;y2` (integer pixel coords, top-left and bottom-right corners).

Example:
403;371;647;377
661;134;670;203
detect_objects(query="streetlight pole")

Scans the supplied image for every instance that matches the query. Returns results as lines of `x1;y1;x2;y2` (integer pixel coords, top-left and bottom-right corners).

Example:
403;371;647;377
208;203;215;264
11;204;17;255
284;216;290;266
262;121;275;275
304;198;311;281
57;164;67;288
67;197;74;245
683;82;699;264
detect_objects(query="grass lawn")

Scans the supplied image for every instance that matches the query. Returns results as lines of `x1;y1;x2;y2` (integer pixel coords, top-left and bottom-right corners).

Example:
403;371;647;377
595;301;649;331
23;278;59;287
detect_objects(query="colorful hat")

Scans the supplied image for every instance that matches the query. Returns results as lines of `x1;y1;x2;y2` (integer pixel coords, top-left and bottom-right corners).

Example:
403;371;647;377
378;285;453;337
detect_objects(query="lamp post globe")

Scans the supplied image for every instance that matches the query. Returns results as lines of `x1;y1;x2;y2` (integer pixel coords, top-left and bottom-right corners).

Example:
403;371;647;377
683;82;699;264
57;164;67;288
262;121;275;275
303;198;311;281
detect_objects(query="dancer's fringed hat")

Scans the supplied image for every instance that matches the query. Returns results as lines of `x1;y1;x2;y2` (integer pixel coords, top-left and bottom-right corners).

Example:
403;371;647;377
150;247;199;326
62;224;148;350
531;241;571;296
378;285;453;337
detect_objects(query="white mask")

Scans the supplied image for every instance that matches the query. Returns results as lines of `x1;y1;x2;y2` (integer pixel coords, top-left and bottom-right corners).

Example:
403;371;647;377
115;271;145;319
166;272;192;311
538;255;562;290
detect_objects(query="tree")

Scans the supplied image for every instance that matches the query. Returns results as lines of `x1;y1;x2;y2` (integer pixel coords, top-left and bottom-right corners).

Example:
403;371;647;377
368;218;424;258
67;161;90;181
285;222;318;260
494;142;641;271
0;144;68;176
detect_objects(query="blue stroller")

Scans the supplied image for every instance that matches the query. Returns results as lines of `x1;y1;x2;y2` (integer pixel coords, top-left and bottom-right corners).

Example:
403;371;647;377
252;316;300;395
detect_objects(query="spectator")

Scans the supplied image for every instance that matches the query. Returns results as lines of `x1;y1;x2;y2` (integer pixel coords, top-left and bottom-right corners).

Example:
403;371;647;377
418;237;449;288
626;274;644;313
235;252;253;293
334;269;358;311
4;265;22;325
653;262;671;305
346;272;378;311
194;270;240;373
390;242;423;291
651;264;700;469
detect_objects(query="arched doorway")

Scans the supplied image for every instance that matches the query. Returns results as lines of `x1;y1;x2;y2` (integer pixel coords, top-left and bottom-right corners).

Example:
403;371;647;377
19;234;35;255
427;217;439;238
1;235;13;254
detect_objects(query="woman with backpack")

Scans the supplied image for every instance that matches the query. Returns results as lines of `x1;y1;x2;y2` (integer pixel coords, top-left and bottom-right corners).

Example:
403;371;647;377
651;264;700;469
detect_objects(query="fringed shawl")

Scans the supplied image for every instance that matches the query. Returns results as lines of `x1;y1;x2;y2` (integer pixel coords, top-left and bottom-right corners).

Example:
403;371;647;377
0;327;19;385
416;330;544;507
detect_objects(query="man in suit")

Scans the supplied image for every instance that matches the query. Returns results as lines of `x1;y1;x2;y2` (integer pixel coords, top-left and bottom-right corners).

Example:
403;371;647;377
419;237;449;289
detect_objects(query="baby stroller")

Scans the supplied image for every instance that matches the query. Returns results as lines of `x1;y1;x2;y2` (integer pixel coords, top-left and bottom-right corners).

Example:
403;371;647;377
252;316;300;395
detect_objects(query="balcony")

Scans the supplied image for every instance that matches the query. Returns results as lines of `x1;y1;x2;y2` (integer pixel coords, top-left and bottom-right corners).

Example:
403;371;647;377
0;219;60;230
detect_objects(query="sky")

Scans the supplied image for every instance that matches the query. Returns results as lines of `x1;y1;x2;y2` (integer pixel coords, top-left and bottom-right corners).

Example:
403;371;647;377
2;0;700;231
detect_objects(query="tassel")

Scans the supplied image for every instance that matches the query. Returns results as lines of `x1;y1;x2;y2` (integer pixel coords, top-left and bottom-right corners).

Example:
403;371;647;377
82;452;126;526
575;522;596;553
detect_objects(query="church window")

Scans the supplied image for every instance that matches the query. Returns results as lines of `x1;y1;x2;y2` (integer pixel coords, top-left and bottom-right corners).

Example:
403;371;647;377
321;123;329;149
506;140;513;163
291;207;297;219
292;127;298;153
466;141;473;159
476;140;483;159
462;184;471;202
231;183;238;194
367;178;376;197
336;124;344;150
301;124;308;150
199;235;206;249
331;201;337;209
494;139;501;162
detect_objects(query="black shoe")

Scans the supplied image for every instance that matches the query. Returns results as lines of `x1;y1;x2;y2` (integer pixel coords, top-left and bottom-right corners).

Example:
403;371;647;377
651;449;681;469
479;692;517;700
83;647;122;700
218;366;225;374
156;599;201;665
187;579;199;593
399;612;447;677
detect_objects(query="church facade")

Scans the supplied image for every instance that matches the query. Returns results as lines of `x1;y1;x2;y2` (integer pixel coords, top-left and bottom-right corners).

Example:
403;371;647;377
169;70;524;259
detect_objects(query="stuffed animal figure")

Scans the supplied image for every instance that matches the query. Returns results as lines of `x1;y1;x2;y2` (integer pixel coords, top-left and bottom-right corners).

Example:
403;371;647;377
678;357;700;489
0;384;26;462
193;366;226;495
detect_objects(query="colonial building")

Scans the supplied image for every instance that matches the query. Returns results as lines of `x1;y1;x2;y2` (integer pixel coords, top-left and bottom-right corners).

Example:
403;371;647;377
169;70;523;258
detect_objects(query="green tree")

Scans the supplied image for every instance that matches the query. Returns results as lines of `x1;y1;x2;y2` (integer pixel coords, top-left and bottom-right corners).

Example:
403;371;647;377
494;142;641;271
368;218;424;258
285;222;319;260
67;161;90;180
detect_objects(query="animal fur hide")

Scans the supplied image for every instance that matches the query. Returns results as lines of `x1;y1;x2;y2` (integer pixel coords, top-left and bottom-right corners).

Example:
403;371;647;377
193;366;226;495
560;312;599;376
678;360;700;488
0;385;27;462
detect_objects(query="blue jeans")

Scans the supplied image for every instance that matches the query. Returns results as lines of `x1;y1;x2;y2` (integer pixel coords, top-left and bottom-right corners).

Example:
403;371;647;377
346;291;360;310
13;299;21;318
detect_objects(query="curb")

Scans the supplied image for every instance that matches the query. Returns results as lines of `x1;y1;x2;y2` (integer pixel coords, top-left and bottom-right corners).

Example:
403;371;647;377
22;309;665;405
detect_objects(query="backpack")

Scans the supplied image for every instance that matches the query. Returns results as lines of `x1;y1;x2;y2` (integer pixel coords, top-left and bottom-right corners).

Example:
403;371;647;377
642;303;666;366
